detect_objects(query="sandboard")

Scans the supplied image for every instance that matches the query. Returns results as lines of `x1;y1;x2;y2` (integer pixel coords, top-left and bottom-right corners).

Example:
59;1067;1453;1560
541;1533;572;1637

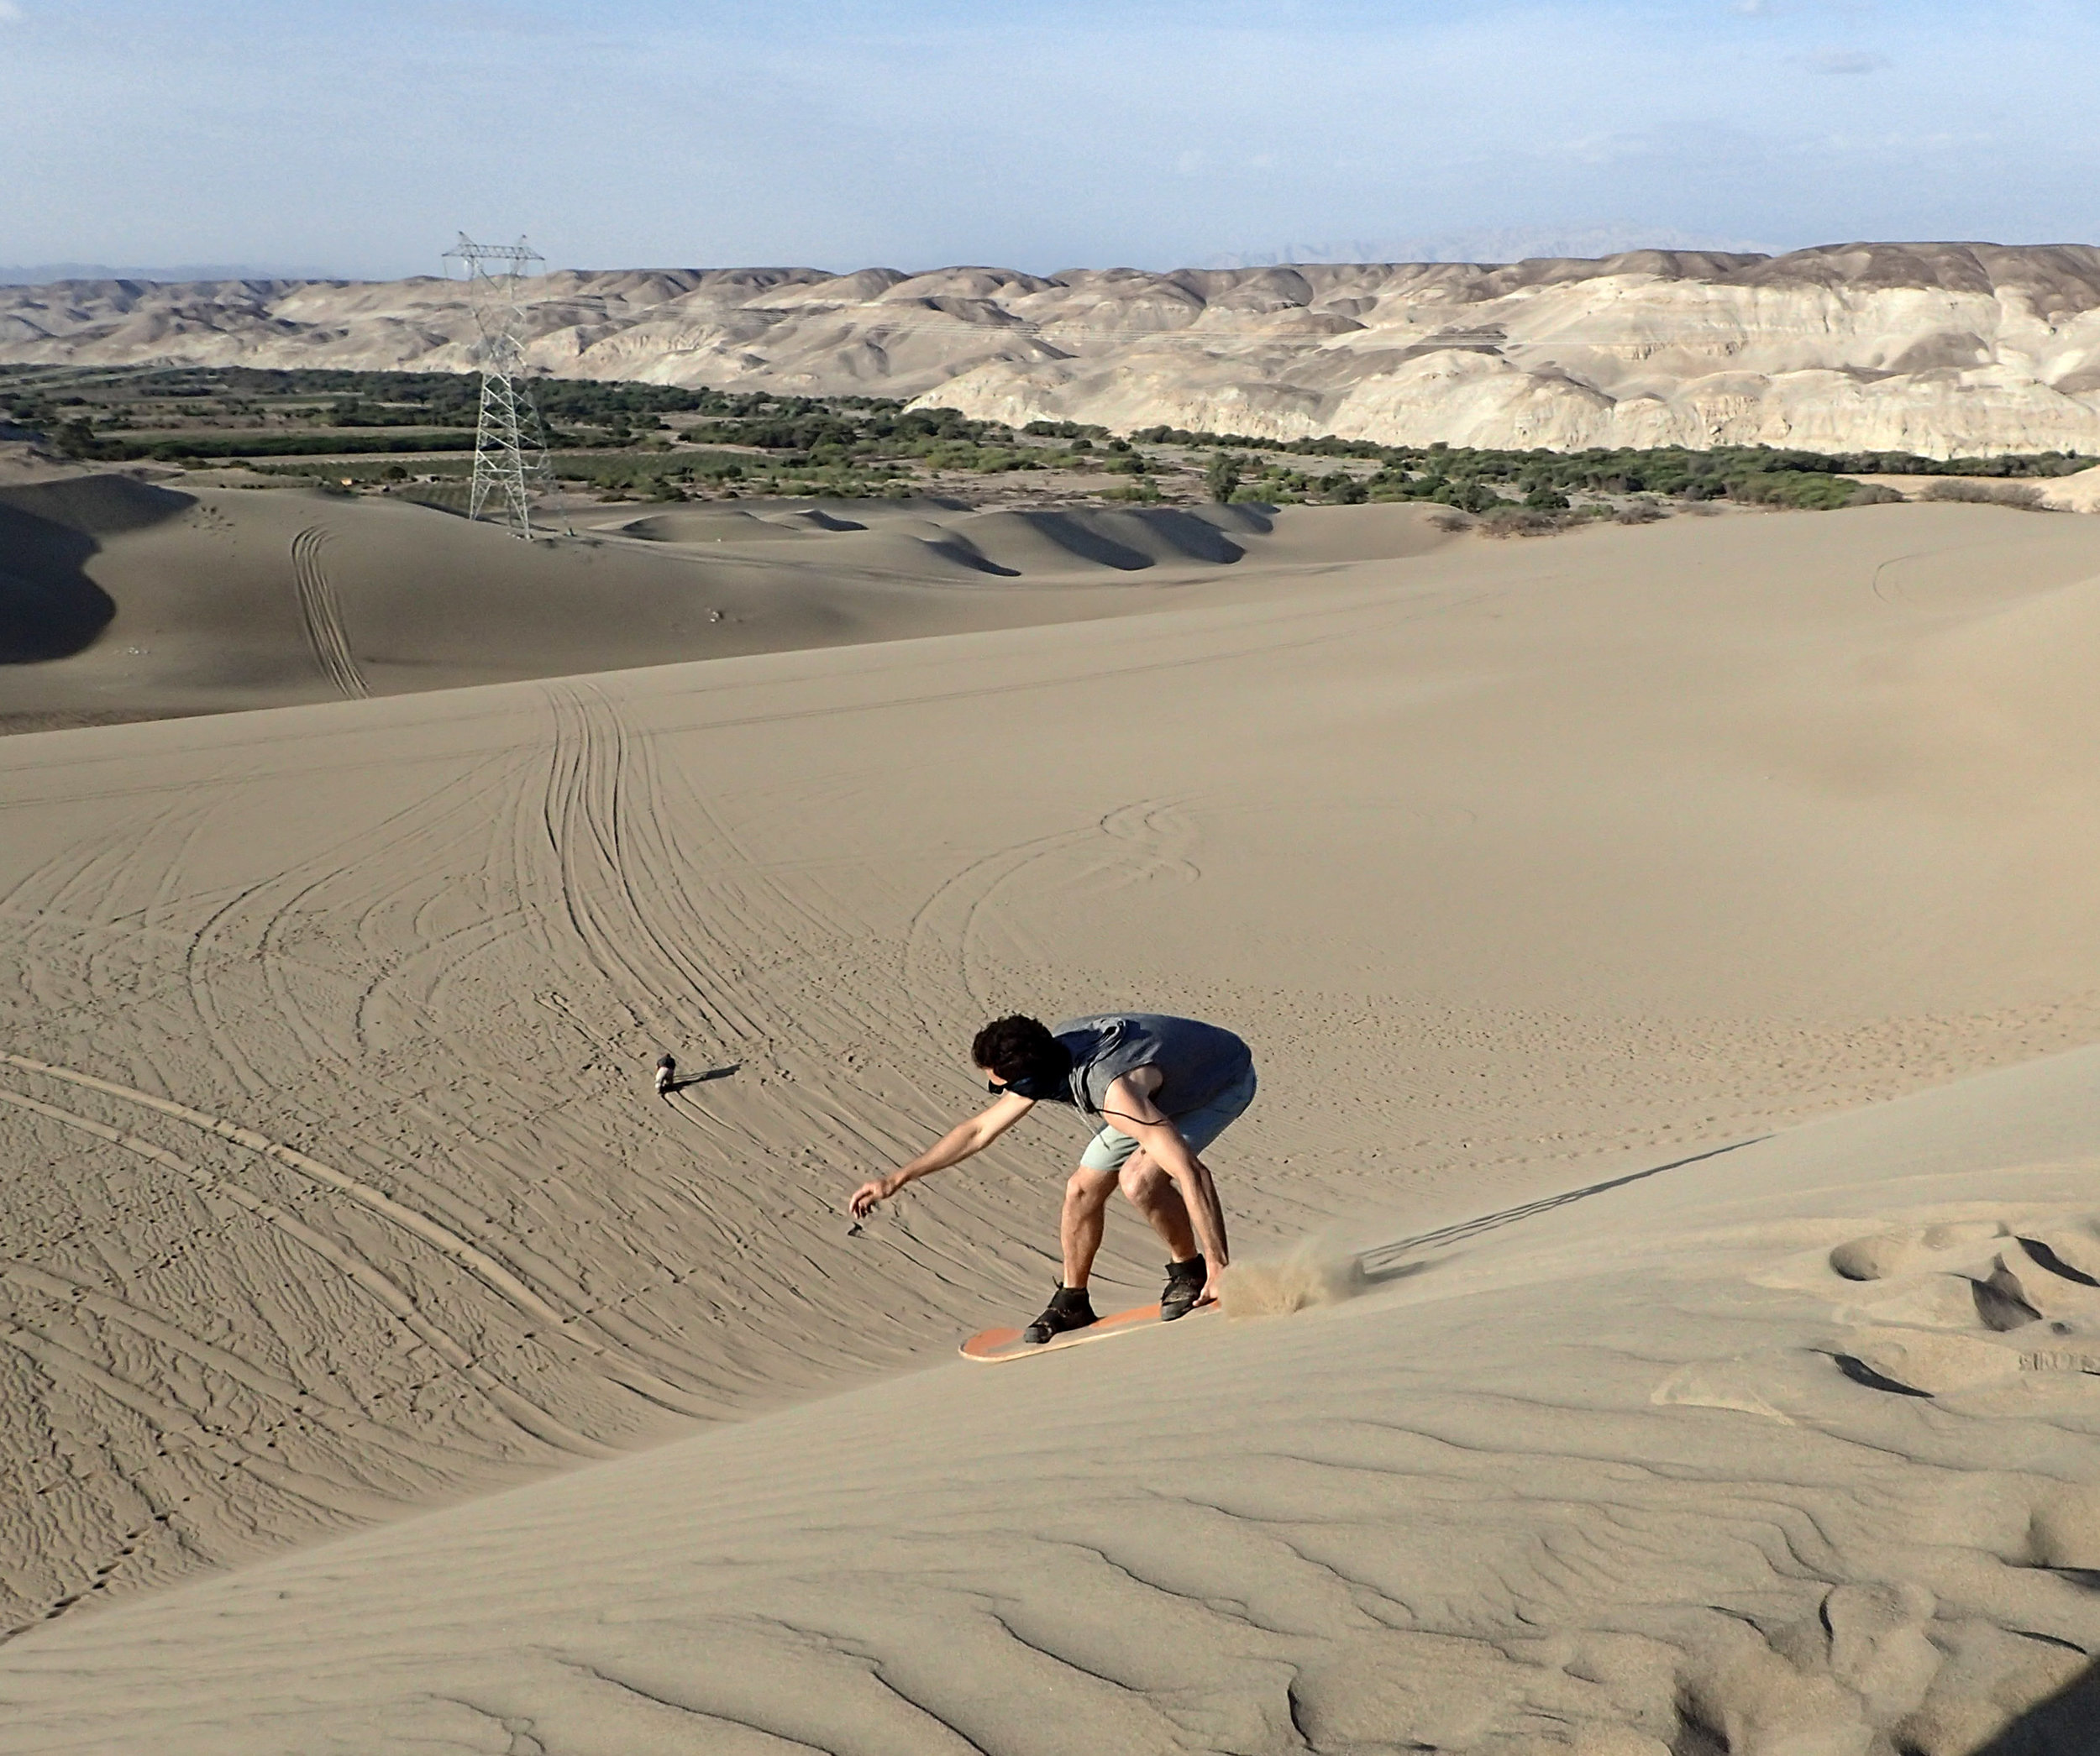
961;1300;1214;1363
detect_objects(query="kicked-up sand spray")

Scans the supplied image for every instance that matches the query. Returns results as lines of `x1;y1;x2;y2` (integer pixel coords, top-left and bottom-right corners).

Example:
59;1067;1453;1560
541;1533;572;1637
1219;1240;1368;1318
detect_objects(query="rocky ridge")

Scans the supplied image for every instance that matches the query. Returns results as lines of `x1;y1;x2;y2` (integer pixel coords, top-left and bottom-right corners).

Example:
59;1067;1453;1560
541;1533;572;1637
8;243;2100;457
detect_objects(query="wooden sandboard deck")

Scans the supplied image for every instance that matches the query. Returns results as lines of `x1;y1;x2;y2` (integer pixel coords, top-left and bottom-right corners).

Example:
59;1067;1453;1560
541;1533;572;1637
961;1300;1214;1363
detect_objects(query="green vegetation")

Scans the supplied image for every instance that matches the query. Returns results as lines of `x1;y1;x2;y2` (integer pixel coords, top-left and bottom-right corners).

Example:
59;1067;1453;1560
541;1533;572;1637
51;421;479;462
3;363;2085;522
1204;441;1977;513
1126;423;2094;481
3;367;1082;490
1921;479;2049;510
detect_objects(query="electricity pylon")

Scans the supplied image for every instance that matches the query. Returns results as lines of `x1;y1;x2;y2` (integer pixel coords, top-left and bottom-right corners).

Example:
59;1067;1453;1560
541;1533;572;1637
443;233;564;539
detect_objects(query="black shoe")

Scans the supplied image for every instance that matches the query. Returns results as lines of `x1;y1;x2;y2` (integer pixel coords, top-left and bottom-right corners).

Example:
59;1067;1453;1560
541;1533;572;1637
1161;1255;1207;1321
1022;1284;1097;1345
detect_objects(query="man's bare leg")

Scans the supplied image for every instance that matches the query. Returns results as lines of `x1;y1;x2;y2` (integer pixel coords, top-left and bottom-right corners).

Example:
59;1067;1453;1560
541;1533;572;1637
1059;1166;1118;1287
1118;1150;1199;1261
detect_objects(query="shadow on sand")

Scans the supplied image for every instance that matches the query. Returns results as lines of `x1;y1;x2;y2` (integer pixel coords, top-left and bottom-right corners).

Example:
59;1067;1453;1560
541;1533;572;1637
0;477;194;663
1357;1135;1772;1282
665;1062;740;1094
1973;1658;2100;1753
0;501;117;662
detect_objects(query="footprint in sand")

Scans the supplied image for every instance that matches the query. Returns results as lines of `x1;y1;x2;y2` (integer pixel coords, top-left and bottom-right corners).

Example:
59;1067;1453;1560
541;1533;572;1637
1812;1214;2100;1397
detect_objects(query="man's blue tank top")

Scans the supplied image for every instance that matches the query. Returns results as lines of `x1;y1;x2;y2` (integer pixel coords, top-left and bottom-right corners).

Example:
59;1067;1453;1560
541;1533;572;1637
1047;1013;1252;1120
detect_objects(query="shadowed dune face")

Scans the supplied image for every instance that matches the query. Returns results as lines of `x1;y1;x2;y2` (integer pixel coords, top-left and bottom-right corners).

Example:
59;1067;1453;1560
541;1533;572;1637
6;501;2100;1746
0;541;113;663
0;482;1332;731
0;478;190;662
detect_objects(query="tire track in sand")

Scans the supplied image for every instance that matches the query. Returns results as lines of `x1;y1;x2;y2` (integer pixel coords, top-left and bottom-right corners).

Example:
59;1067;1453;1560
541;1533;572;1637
0;1081;609;1459
0;1318;382;1521
291;525;369;700
536;682;774;1051
899;798;1201;1030
529;687;1011;1324
0;1053;711;1420
8;715;730;1423
0;1257;439;1463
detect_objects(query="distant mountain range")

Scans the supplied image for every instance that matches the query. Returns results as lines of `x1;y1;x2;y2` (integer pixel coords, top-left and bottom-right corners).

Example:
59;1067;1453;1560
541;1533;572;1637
8;243;2100;457
1204;223;1772;269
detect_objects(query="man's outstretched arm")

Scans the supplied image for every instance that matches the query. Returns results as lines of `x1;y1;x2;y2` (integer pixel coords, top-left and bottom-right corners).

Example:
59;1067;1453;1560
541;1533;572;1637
849;1090;1034;1217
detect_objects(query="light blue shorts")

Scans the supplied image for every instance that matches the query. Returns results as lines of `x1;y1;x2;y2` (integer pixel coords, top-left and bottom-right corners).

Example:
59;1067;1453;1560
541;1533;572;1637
1078;1065;1257;1176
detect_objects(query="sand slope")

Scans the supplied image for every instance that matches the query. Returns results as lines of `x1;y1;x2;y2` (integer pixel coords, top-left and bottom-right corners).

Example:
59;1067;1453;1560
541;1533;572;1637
3;501;2100;1746
12;244;2100;454
8;1047;2100;1752
0;480;1289;729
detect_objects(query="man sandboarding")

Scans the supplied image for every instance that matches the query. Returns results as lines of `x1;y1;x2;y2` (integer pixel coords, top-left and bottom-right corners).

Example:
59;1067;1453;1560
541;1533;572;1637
848;1012;1256;1344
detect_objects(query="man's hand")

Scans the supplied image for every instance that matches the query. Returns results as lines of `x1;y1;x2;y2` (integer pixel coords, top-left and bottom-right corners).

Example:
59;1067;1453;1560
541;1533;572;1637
848;1176;896;1219
1198;1269;1226;1308
845;1093;1032;1224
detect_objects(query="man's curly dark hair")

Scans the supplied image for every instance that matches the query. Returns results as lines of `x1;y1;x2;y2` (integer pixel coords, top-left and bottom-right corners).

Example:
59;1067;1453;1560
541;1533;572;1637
970;1014;1063;1082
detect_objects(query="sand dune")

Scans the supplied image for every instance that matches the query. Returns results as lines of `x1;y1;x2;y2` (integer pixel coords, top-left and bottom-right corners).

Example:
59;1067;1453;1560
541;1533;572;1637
0;480;1297;730
12;244;2100;454
4;499;2100;1747
8;1050;2100;1752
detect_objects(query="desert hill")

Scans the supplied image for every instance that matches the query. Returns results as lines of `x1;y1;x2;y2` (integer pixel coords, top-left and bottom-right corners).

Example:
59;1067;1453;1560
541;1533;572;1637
8;243;2100;456
0;474;1297;731
5;498;2100;1748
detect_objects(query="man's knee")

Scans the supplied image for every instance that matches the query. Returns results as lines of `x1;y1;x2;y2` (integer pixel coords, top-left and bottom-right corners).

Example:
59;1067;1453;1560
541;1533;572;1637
1119;1152;1168;1204
1065;1167;1113;1208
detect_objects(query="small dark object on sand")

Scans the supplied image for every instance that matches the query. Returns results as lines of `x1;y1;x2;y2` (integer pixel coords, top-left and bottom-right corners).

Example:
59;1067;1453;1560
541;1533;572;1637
654;1054;675;1095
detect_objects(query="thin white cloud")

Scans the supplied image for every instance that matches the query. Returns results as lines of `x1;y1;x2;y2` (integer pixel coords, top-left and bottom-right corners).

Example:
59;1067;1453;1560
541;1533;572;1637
0;3;26;24
1798;48;1889;74
1;1;2094;275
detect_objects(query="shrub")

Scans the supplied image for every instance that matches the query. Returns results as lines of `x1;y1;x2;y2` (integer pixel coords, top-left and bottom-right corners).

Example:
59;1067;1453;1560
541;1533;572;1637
1922;480;2049;510
1728;470;1868;511
1615;501;1667;524
1428;511;1473;532
1205;452;1243;503
1439;480;1509;515
53;418;106;459
1478;508;1565;537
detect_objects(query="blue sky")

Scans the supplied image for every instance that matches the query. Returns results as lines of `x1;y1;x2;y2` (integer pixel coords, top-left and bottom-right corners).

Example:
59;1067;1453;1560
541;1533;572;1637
3;0;2096;277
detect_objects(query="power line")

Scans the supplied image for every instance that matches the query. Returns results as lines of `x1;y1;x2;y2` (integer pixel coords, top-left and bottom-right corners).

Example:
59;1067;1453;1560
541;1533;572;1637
441;233;566;539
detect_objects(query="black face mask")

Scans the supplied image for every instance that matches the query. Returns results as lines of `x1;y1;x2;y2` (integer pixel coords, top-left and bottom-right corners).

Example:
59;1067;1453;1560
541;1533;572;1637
988;1061;1070;1102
